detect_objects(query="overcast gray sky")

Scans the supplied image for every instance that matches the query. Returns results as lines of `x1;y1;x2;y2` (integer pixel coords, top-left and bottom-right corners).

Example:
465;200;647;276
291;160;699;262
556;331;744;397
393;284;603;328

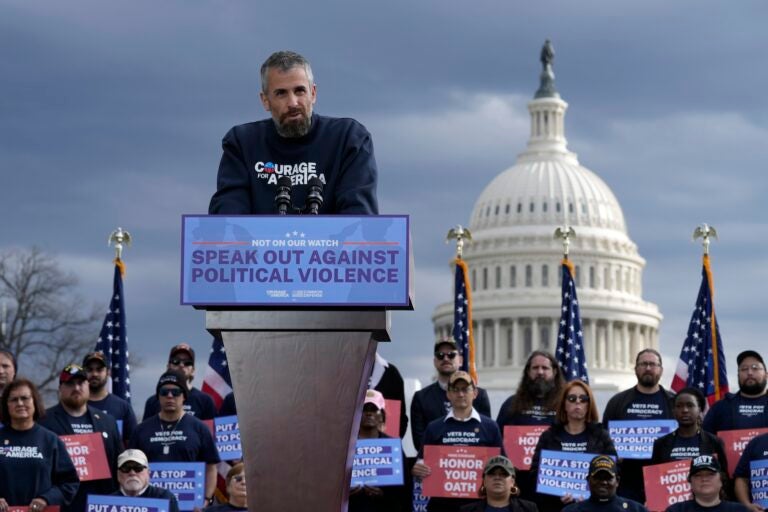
2;1;767;413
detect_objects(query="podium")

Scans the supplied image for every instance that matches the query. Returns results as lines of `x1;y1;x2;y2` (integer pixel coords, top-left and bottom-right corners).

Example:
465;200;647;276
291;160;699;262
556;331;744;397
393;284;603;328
183;215;412;512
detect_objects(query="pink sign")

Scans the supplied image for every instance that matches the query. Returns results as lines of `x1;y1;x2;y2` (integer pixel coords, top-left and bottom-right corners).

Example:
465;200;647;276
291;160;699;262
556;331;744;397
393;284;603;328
422;445;501;498
503;425;548;470
643;460;692;512
383;399;401;437
718;428;768;476
60;433;111;482
9;507;60;512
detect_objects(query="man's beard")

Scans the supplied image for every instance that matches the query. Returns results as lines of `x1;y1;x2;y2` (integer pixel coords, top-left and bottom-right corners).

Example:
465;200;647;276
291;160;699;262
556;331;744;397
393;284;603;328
638;373;659;388
89;378;107;393
122;476;145;492
526;377;555;398
740;378;767;395
62;394;88;410
274;110;312;138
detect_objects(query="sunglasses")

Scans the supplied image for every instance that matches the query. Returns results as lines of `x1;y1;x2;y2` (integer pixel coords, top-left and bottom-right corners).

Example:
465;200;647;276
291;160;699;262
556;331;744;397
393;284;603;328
119;463;146;474
434;351;458;360
170;358;194;367
231;474;245;483
566;394;590;404
159;387;184;397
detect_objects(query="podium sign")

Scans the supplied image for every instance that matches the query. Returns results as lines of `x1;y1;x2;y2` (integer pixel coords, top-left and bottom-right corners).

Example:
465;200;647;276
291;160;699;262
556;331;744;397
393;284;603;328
181;215;410;306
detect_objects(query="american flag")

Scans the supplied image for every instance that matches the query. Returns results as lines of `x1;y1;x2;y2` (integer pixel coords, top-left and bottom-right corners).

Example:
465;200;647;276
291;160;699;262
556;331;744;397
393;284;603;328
201;334;232;410
671;255;728;405
556;260;589;383
453;258;477;383
94;259;130;402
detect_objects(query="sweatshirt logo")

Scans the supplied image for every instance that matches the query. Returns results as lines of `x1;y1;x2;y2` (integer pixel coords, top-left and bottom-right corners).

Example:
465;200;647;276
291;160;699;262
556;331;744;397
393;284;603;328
255;161;326;186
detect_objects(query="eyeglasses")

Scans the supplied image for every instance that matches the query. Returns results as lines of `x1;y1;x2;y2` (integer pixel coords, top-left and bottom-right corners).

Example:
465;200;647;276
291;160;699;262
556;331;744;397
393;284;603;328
159;387;184;397
170;358;194;367
119;463;146;474
231;475;245;483
448;386;474;394
8;395;32;404
435;351;458;360
636;362;661;369
566;394;590;404
739;364;765;373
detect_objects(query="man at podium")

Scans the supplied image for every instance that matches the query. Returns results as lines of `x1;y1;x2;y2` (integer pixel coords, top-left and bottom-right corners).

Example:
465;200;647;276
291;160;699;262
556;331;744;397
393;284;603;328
209;50;379;215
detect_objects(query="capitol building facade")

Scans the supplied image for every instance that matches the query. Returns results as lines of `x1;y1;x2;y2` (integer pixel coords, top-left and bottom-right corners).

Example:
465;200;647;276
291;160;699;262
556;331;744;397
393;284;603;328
432;47;663;396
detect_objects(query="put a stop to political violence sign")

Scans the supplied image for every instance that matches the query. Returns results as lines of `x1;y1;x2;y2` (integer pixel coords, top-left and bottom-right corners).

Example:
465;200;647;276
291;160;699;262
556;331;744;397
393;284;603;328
422;445;500;498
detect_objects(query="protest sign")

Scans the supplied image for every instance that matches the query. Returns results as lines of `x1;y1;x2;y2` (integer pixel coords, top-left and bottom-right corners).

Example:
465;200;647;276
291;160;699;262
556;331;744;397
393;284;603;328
643;460;692;512
351;438;404;487
608;420;678;460
60;433;111;481
749;459;768;508
412;478;429;512
719;428;768;476
535;450;602;499
383;399;401;438
87;494;170;512
503;425;548;470
149;462;205;511
214;415;241;461
8;508;59;512
422;445;500;498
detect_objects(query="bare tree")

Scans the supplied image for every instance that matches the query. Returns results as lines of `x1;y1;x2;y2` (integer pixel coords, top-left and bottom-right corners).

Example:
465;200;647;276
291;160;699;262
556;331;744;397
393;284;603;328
0;247;100;393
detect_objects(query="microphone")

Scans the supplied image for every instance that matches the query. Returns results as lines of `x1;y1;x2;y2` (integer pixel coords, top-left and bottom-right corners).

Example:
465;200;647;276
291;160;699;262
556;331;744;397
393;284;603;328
305;177;324;215
275;176;292;215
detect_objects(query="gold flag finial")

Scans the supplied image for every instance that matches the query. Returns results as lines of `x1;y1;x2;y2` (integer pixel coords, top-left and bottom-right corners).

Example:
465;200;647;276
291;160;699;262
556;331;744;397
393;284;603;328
108;227;132;261
554;225;576;258
692;223;717;255
446;225;472;259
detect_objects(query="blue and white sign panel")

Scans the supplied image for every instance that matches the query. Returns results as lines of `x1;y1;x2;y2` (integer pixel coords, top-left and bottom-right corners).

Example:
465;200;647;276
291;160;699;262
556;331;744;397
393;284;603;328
181;215;410;306
609;420;678;460
536;450;611;499
149;462;205;511
351;438;404;487
214;415;241;461
87;495;170;512
750;459;768;508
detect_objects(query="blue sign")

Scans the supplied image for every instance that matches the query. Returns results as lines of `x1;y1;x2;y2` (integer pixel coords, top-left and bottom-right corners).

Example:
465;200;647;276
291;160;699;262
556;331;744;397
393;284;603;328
609;420;678;459
149;462;205;511
412;478;429;511
214;415;241;461
351;438;404;487
87;495;170;512
180;215;410;306
536;450;614;499
750;459;768;507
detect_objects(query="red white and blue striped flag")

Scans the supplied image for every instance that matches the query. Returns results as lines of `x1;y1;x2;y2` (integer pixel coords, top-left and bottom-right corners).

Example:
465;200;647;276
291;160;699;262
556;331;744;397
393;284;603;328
453;258;477;383
201;334;232;410
671;254;729;405
556;259;589;383
94;259;131;403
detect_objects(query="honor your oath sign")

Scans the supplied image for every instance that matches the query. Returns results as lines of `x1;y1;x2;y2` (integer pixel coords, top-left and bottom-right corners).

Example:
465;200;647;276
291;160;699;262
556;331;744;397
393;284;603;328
422;446;501;498
180;215;410;307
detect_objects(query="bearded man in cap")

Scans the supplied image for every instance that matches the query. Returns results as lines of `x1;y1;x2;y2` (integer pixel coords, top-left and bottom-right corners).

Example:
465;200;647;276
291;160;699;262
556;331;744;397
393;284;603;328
113;449;179;512
84;351;137;443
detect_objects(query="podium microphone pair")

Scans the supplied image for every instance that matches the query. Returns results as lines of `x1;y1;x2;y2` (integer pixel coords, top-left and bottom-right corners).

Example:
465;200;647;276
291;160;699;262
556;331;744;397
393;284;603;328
275;176;324;215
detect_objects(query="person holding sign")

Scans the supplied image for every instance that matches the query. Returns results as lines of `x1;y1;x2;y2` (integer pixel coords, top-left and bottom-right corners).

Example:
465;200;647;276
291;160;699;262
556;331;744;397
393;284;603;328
561;455;648;512
412;371;503;512
459;456;538;512
703;351;768;436
530;380;616;512
350;390;408;512
651;388;729;474
204;463;247;511
733;432;768;511
39;364;123;512
602;349;676;503
130;370;221;507
666;456;750;512
0;378;79;510
113;449;179;512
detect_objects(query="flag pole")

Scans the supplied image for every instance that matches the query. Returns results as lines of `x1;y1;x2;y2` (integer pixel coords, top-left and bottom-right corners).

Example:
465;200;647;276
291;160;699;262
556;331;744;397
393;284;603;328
446;225;477;383
693;223;720;400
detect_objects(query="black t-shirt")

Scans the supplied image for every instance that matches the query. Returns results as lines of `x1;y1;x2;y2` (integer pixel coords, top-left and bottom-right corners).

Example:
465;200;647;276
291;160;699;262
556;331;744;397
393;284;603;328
204;504;247;512
129;414;221;464
620;389;672;419
665;500;751;512
64;412;94;434
89;393;138;441
559;430;589;452
668;433;702;460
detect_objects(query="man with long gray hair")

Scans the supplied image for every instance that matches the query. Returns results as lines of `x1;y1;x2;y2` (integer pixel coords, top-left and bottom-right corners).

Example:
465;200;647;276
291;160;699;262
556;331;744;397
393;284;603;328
209;50;378;215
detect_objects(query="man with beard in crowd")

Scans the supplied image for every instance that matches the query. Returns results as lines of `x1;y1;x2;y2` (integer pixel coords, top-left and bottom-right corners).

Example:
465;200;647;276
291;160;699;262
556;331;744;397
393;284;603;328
40;364;122;512
84;351;137;444
602;349;675;503
411;337;492;452
113;449;179;512
496;351;564;501
703;350;768;434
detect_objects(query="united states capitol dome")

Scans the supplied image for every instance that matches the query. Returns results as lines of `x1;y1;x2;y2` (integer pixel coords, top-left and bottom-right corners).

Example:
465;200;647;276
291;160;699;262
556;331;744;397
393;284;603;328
432;41;662;398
